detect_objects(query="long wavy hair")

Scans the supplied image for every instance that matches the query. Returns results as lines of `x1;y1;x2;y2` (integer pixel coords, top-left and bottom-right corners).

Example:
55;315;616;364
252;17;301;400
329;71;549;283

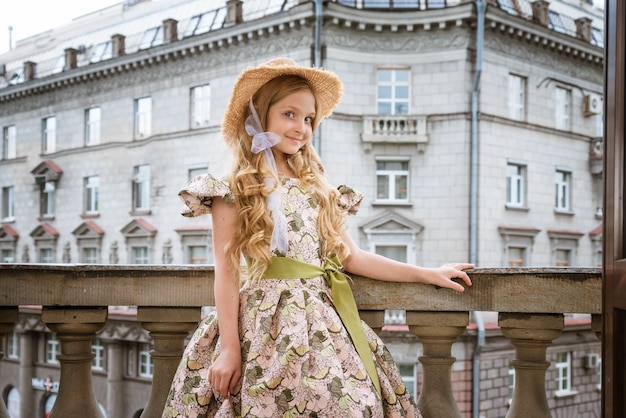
225;75;349;281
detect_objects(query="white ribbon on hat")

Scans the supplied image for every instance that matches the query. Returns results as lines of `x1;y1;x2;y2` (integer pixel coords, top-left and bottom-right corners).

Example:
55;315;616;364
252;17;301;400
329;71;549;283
245;99;289;254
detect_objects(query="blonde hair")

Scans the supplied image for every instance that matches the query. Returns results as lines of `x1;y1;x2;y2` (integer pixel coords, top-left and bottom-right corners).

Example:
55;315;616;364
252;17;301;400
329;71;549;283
226;75;349;281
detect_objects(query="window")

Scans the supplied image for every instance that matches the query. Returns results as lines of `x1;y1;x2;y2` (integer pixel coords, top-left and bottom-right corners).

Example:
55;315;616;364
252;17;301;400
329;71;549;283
138;343;153;377
555;352;573;395
84;176;100;214
139;26;163;50
2;186;14;221
39;248;54;263
507;246;526;267
377;68;410;115
191;85;211;128
508;74;526;120
188;245;208;264
506;162;526;208
89;41;112;63
92;338;105;371
85;107;101;146
555;249;571;267
1;249;14;263
398;364;417;399
7;331;19;359
3;125;16;159
132;246;149;264
377;243;407;325
82;247;98;264
132;165;151;210
46;334;59;364
40;181;56;217
508;360;515;404
42;117;57;154
555;87;571;130
376;158;409;202
555;169;572;212
188;165;208;181
135;97;152;139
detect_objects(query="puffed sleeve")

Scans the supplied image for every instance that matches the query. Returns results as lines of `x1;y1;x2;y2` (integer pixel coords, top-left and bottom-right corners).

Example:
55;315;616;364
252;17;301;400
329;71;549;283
337;185;363;215
178;174;234;217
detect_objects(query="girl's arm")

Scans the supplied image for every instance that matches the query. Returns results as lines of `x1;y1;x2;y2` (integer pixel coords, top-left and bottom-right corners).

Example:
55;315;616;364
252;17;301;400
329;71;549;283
340;228;473;292
209;196;242;397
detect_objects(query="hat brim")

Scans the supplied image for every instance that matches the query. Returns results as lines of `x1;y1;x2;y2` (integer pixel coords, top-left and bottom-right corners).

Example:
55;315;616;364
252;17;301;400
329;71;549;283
221;58;343;145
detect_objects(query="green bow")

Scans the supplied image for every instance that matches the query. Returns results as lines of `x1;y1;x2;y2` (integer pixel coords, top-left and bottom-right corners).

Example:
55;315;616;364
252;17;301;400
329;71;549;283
260;254;382;396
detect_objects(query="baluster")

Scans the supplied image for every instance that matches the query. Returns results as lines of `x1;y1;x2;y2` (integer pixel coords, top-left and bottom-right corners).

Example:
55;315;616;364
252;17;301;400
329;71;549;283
42;307;108;418
407;311;468;418
0;307;18;418
138;307;201;418
499;313;563;418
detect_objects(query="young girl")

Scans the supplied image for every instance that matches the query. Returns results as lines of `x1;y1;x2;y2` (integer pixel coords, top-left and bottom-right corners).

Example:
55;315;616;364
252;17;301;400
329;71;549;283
163;58;473;418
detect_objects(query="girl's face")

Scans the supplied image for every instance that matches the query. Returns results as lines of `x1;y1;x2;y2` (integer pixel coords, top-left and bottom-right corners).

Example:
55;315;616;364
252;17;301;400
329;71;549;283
266;89;316;160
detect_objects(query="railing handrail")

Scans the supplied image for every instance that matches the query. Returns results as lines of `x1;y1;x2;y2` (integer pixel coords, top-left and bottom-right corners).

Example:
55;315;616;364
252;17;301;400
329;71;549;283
0;264;601;314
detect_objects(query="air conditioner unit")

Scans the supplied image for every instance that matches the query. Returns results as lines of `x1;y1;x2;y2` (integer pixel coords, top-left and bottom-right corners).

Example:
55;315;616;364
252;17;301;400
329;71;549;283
585;352;600;369
583;93;603;116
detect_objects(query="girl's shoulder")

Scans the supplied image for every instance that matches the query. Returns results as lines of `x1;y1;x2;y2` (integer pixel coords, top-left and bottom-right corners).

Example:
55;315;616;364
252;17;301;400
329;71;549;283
336;184;363;215
178;174;234;217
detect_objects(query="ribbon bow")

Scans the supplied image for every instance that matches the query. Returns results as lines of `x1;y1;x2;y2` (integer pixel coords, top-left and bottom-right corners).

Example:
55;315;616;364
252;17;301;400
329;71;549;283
259;254;382;397
245;99;289;254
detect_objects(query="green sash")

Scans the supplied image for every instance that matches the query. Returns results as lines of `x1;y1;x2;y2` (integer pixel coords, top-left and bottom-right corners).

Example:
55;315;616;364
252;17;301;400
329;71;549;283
259;254;382;396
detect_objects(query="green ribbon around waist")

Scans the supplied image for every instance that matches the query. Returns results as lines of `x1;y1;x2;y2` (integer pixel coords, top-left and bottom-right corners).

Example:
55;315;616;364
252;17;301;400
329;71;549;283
258;254;381;396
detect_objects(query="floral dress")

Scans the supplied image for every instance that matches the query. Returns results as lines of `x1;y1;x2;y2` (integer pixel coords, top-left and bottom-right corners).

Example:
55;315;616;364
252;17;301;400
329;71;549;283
163;175;421;418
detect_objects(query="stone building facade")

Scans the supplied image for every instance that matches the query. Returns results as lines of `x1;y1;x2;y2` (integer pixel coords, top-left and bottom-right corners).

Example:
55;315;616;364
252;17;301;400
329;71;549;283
0;0;604;417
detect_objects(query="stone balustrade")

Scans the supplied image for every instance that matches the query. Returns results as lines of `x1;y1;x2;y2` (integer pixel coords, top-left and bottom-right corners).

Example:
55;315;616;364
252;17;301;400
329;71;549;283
0;264;601;418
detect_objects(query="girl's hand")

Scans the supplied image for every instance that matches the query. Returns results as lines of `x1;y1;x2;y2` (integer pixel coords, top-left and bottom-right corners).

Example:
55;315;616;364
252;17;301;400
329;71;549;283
427;263;474;292
209;345;242;398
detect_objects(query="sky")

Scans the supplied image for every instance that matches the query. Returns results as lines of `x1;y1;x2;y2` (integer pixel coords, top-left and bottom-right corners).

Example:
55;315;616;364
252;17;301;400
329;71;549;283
0;0;607;56
0;0;122;54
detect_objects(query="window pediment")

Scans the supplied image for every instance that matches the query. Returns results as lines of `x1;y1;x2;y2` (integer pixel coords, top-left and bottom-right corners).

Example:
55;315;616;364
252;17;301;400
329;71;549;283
360;211;424;235
72;221;105;238
31;160;63;183
121;218;157;238
30;223;59;240
0;225;19;242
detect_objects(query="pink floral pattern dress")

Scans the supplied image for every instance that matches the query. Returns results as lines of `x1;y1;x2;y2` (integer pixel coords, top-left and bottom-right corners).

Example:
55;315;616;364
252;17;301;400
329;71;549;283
163;175;421;418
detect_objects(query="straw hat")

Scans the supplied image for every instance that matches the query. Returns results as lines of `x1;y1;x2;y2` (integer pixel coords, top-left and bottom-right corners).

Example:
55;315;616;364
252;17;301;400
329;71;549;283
221;57;343;145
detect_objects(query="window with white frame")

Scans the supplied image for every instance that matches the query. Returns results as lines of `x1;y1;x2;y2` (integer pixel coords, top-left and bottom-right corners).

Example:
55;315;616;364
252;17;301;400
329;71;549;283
508;359;515;404
92;338;105;371
555;87;571;130
593;174;603;217
1;249;14;263
555;352;573;395
595;250;603;267
376;158;409;202
506;162;526;208
84;176;100;214
135;97;152;139
82;247;98;264
85;107;101;146
40;181;56;217
377;68;410;115
132;165;151;211
39;248;54;263
2;186;14;221
191;84;211;128
7;331;19;359
555;249;571;267
188;245;209;264
377;243;408;325
138;343;153;377
188;165;208;181
508;74;526;120
3;125;16;159
132;246;149;264
398;364;418;399
42;116;57;154
178;229;212;265
555;169;572;212
499;227;539;267
507;246;526;267
46;334;59;364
